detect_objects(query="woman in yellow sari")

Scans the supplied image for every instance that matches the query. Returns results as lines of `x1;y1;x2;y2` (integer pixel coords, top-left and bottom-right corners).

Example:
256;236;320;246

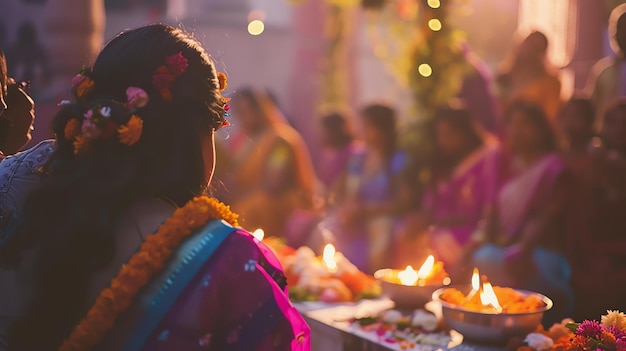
221;88;316;240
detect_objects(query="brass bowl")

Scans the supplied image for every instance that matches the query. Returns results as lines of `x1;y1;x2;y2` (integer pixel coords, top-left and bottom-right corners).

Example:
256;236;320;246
432;286;553;344
374;268;450;309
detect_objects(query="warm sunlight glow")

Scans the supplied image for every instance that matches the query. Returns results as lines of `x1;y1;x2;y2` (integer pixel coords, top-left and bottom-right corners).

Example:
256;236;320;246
252;228;265;241
480;281;503;313
398;265;419;286
417;255;435;280
248;20;265;36
322;244;338;273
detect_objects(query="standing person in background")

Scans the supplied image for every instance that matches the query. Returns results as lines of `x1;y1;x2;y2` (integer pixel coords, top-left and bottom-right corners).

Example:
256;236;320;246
457;43;501;135
586;4;626;132
496;31;562;124
224;88;317;241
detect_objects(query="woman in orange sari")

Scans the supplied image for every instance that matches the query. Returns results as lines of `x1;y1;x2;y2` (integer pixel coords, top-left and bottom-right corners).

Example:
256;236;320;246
221;88;316;240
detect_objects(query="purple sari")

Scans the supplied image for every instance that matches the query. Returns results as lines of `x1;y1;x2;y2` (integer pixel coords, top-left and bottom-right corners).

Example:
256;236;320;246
98;221;310;351
425;144;501;266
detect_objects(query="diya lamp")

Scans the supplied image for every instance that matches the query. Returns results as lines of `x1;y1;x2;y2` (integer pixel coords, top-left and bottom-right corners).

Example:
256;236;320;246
433;268;553;343
374;255;451;309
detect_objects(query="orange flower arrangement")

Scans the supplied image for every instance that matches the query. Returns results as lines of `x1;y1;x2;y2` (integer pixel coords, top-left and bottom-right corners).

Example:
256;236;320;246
58;196;239;351
118;114;144;146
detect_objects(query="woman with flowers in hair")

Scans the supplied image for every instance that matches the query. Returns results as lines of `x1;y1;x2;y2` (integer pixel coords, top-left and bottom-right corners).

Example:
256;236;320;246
0;24;309;351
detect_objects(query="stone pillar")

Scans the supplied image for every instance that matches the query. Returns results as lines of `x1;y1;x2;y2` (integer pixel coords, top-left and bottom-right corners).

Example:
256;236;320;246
43;0;105;99
286;0;359;163
569;0;605;90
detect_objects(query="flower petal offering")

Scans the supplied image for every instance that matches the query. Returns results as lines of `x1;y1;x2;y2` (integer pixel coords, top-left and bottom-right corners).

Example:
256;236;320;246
433;268;552;343
263;238;382;302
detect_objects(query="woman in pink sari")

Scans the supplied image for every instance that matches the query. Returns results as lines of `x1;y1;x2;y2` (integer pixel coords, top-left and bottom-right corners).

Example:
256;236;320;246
421;104;501;278
471;101;573;325
0;24;309;351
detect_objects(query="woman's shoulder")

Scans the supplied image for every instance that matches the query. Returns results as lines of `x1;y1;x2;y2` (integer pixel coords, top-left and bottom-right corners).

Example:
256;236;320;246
0;140;55;176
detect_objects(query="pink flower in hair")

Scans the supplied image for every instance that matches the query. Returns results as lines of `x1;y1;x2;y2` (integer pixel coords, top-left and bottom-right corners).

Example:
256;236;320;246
165;52;189;75
126;87;149;109
72;74;88;89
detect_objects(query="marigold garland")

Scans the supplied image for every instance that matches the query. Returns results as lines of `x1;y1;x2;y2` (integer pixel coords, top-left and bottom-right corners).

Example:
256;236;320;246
59;196;239;351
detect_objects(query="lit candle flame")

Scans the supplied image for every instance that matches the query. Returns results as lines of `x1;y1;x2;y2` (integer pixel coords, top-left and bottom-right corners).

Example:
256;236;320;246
252;228;265;241
322;244;337;273
480;281;502;313
398;265;419;286
471;267;480;291
417;255;435;280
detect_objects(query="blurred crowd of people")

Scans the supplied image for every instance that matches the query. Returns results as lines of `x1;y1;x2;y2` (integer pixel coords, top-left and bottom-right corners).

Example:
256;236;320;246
1;5;625;334
212;9;626;325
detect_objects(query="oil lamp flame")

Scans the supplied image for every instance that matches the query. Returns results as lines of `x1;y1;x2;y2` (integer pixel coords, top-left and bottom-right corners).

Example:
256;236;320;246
417;255;435;280
471;267;480;291
398;265;419;286
252;228;265;241
480;281;502;312
322;244;338;273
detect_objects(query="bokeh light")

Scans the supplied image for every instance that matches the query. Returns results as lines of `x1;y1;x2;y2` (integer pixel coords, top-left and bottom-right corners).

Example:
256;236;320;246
427;0;440;9
428;19;442;31
418;63;433;77
248;20;265;36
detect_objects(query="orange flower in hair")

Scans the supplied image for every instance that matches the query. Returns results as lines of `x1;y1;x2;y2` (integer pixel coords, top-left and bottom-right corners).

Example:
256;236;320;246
118;115;144;146
64;118;81;140
73;135;88;155
217;72;228;92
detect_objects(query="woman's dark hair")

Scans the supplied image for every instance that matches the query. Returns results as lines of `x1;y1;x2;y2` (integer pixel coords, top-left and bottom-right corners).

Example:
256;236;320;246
559;96;595;128
1;24;225;350
360;104;397;160
430;103;484;178
321;112;353;148
505;100;556;152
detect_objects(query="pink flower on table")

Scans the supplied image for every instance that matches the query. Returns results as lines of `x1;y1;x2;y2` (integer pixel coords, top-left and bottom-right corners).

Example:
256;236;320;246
165;51;189;75
125;87;149;109
577;320;603;338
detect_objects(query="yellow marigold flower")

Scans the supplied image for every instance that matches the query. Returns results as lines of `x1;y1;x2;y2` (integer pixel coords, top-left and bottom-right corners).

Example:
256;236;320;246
602;310;626;332
217;72;228;92
118;114;143;146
